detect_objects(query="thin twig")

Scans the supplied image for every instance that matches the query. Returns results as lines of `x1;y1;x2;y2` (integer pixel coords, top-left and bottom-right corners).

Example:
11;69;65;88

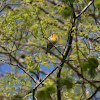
13;64;37;84
0;59;37;83
39;7;64;24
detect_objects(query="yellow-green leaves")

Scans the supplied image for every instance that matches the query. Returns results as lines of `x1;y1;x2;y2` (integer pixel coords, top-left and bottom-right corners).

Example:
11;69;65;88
23;93;32;100
1;14;6;18
35;63;40;72
95;0;100;9
0;0;100;99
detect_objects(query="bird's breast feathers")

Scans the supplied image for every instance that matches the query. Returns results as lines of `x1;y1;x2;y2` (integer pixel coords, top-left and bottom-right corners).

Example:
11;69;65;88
49;37;57;43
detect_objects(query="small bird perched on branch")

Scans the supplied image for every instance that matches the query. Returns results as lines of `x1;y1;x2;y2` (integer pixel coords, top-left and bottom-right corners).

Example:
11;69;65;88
45;33;58;54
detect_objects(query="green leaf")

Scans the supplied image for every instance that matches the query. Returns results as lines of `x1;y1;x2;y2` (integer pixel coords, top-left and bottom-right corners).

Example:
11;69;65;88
88;57;99;69
69;0;75;4
59;77;73;89
35;63;40;72
81;57;99;70
37;85;55;100
37;87;50;100
88;68;96;78
81;60;88;71
65;0;69;2
61;7;72;18
81;57;99;77
11;86;15;91
46;85;55;93
23;93;32;100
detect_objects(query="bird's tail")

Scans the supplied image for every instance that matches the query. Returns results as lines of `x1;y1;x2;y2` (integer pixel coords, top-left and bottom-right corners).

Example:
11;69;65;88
45;50;48;54
45;52;47;54
45;43;53;54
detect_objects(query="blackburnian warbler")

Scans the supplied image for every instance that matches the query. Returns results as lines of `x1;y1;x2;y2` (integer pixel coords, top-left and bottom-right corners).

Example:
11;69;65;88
45;33;58;54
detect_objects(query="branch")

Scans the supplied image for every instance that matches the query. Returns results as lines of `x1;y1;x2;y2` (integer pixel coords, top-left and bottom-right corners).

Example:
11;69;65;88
75;19;86;99
1;40;97;88
87;86;100;100
1;30;97;87
31;61;97;91
0;45;26;69
1;30;97;99
39;7;64;24
66;62;97;88
0;46;38;84
47;0;58;5
0;59;37;84
57;67;62;100
33;65;59;100
0;1;6;12
56;10;76;100
76;0;94;18
15;64;37;84
38;17;67;31
86;36;100;43
76;80;100;84
89;13;100;24
0;95;22;100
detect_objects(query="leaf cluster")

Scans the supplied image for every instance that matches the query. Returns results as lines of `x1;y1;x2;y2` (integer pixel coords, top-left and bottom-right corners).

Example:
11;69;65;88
36;85;55;100
81;57;99;77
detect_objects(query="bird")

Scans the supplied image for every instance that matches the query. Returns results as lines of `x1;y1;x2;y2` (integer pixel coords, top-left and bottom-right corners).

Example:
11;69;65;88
45;33;58;54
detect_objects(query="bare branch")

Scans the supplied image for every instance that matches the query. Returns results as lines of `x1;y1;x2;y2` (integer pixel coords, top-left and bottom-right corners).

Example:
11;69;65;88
39;7;64;24
76;0;94;18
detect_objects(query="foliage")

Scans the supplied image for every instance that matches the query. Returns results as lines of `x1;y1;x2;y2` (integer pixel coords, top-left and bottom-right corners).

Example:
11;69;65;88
59;76;73;89
36;85;55;100
81;57;99;77
0;0;100;100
